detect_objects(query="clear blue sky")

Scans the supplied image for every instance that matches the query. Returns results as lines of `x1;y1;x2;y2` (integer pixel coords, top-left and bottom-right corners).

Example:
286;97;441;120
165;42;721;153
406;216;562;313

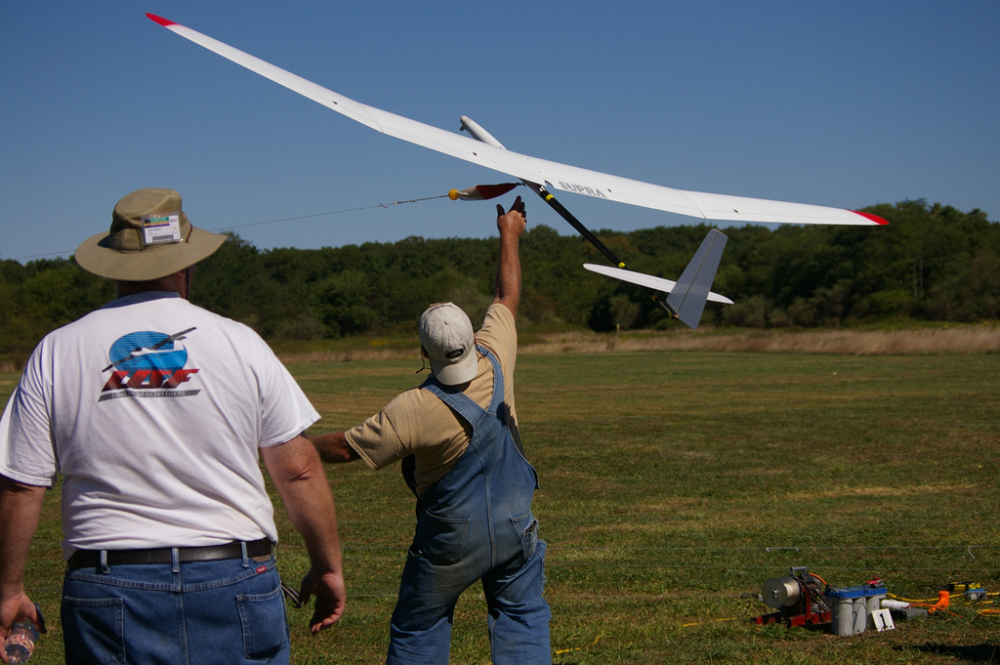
3;1;997;263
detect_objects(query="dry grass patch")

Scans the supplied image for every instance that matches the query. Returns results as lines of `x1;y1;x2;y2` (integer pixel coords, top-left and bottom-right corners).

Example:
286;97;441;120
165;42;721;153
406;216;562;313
274;323;999;365
523;323;999;356
785;483;978;501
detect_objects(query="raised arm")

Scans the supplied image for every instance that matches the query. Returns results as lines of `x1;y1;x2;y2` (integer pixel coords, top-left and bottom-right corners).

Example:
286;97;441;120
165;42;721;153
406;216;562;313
493;196;527;318
260;435;345;633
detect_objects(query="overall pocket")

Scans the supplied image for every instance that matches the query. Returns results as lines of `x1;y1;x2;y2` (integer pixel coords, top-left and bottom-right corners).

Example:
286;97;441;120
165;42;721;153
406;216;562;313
510;512;539;561
412;508;471;565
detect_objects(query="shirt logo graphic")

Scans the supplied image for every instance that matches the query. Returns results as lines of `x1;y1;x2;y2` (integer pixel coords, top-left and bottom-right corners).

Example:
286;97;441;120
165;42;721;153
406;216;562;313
99;327;201;402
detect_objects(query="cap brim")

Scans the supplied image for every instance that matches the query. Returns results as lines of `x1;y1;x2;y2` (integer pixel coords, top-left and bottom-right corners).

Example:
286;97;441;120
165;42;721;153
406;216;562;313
431;350;478;386
75;227;228;281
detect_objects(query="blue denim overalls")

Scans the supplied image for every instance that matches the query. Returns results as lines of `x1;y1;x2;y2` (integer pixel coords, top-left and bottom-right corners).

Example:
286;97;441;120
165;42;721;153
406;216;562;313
387;347;551;665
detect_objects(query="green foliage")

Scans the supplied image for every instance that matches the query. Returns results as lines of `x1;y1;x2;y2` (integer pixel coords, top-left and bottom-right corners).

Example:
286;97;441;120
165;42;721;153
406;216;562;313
3;201;997;365
0;257;112;365
315;269;377;337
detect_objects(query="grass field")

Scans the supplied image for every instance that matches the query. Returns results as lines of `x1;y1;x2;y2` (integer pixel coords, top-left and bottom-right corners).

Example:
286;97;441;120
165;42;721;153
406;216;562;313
3;345;998;664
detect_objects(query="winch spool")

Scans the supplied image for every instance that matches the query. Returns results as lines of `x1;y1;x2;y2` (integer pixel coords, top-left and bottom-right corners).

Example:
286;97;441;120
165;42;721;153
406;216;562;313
763;576;802;609
754;567;832;628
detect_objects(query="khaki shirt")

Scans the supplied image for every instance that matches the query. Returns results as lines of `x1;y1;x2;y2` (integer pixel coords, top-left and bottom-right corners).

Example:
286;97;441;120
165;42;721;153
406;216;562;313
345;303;520;497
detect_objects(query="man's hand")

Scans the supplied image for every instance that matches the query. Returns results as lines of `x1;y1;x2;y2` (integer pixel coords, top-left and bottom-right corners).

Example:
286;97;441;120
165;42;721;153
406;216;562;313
299;568;347;634
496;195;526;238
1;591;43;663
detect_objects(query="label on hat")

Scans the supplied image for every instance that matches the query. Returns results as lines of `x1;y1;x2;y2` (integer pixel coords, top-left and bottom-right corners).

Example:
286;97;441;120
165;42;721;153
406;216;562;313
142;212;182;246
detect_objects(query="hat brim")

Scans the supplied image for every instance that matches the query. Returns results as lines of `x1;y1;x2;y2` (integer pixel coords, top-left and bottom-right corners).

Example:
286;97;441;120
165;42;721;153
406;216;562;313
430;350;478;386
75;227;228;281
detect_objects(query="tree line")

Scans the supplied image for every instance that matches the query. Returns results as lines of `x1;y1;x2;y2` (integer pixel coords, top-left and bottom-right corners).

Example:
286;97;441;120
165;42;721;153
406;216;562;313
2;199;997;366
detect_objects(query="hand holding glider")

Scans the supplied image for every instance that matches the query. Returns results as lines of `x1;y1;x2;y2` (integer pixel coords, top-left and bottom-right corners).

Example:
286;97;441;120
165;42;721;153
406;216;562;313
496;195;526;238
493;196;524;317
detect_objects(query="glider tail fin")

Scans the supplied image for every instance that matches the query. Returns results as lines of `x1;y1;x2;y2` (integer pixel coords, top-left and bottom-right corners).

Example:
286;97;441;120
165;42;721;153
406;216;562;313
665;229;728;329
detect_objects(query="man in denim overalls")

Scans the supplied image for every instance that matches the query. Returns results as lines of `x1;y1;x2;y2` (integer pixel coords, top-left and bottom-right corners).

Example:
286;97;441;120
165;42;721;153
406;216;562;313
311;196;551;664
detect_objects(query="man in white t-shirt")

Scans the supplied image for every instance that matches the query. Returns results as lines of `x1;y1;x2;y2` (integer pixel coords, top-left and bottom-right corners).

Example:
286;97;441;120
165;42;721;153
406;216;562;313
311;196;551;665
0;188;345;665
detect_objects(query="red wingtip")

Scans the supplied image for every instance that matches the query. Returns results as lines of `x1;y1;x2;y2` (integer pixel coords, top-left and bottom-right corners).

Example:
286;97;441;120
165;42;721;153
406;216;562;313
852;211;889;226
146;13;176;27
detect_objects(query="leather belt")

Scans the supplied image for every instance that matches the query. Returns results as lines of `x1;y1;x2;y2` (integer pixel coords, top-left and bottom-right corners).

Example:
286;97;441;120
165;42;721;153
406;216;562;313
67;538;272;571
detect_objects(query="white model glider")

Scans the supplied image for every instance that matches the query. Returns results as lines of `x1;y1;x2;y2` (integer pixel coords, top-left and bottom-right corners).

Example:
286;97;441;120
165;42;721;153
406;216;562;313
145;14;887;228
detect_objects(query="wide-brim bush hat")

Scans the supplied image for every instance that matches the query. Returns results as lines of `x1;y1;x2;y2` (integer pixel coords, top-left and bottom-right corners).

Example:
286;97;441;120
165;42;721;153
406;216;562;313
75;188;227;281
419;302;477;385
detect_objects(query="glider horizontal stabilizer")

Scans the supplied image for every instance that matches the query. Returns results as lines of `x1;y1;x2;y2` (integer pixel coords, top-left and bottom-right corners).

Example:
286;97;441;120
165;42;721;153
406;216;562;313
146;13;887;227
582;262;733;306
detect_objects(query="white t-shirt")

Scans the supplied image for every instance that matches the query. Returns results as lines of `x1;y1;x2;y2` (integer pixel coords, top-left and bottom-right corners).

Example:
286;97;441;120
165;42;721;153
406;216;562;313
0;291;319;558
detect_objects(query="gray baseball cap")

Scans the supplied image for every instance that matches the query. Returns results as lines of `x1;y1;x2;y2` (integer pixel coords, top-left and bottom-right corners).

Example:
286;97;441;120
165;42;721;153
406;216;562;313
419;303;477;385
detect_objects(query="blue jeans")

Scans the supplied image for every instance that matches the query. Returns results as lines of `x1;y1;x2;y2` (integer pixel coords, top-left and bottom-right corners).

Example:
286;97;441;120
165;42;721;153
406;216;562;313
388;535;550;665
61;551;289;665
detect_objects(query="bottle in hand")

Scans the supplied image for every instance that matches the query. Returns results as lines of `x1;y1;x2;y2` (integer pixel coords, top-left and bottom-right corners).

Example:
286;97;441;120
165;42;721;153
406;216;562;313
3;605;43;664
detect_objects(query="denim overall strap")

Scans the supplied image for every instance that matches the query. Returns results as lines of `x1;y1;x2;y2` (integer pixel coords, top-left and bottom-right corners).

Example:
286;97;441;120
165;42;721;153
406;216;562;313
403;351;496;498
480;346;506;415
420;346;499;430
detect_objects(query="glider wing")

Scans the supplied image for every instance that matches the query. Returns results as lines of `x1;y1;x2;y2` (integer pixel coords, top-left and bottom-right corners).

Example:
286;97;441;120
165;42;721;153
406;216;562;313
146;13;886;227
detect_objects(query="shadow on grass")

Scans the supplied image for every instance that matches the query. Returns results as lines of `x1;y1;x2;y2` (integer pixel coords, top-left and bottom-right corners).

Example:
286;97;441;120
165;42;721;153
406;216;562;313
909;643;1000;663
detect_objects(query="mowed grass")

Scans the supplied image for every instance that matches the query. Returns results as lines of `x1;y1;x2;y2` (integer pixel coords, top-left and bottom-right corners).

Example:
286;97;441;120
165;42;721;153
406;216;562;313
3;349;999;664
